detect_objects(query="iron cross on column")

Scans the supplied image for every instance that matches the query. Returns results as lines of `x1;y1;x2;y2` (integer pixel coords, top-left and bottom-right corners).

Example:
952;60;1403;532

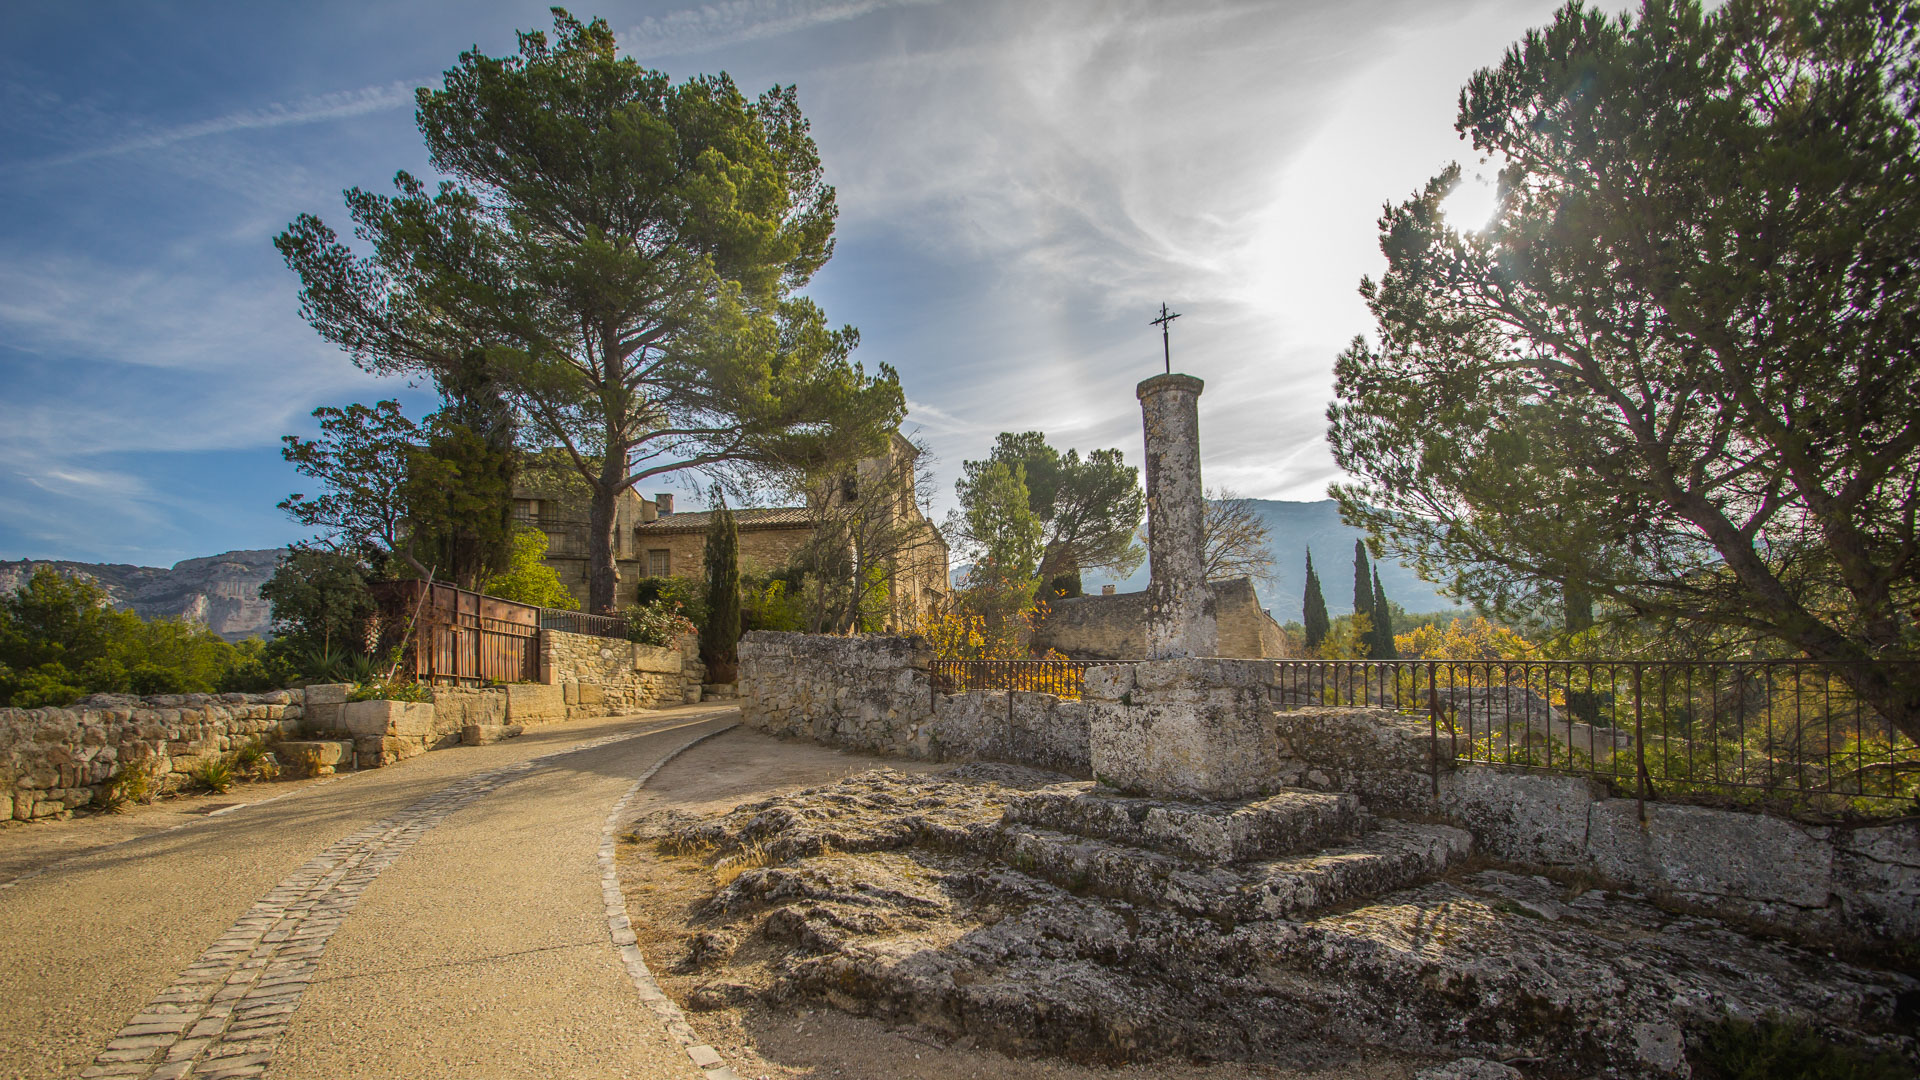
1150;302;1183;374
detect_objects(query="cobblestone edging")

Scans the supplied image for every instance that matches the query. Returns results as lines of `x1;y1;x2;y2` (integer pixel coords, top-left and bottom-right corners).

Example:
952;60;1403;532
599;719;741;1080
79;729;652;1080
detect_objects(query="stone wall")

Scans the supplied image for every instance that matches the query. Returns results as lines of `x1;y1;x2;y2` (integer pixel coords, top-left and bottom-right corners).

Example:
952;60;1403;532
1033;578;1292;661
540;628;702;712
1272;706;1920;948
0;690;306;819
737;631;1092;776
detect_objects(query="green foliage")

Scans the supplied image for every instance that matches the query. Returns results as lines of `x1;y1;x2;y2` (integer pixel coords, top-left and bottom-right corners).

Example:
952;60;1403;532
959;432;1143;581
347;678;432;703
1048;572;1083;599
1690;1015;1912;1080
1350;541;1372;630
94;759;153;812
1370;569;1397;660
405;414;517;590
633;577;707;632
1302;549;1330;650
259;548;378;681
703;499;742;684
0;568;277;705
741;576;805;633
957;460;1045;585
1327;0;1920;739
624;599;698;648
279;400;423;574
479;526;578;609
276;9;904;612
187;757;234;794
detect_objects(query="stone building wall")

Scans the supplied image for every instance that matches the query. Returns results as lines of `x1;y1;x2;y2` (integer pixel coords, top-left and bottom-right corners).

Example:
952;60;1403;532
0;690;306;819
1034;578;1292;661
540;628;702;713
737;631;1091;775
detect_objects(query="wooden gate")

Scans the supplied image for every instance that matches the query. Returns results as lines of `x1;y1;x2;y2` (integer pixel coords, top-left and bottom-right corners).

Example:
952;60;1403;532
372;580;540;685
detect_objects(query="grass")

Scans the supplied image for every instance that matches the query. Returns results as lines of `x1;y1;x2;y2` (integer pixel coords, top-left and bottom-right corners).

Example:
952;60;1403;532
711;840;773;888
93;760;154;813
1690;1016;1911;1080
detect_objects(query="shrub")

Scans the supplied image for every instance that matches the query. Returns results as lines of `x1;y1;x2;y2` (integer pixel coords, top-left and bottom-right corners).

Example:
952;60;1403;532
187;758;234;794
633;576;707;631
348;678;432;703
1691;1016;1911;1080
623;599;697;648
94;759;155;812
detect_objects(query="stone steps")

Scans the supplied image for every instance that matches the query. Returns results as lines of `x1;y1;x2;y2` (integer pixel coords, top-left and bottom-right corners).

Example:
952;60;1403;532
1002;782;1362;863
994;819;1472;922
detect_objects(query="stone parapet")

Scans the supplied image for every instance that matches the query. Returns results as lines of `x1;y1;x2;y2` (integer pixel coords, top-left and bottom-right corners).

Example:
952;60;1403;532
540;628;699;714
1085;658;1281;800
0;689;306;819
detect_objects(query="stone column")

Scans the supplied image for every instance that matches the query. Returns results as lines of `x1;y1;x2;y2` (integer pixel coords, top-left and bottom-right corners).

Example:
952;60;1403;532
1137;373;1217;659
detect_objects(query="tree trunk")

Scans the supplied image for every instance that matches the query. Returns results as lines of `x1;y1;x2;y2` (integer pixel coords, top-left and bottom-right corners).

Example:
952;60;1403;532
586;474;621;615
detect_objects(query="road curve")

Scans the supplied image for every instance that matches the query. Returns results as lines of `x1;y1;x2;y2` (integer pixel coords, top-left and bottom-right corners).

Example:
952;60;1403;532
0;706;738;1080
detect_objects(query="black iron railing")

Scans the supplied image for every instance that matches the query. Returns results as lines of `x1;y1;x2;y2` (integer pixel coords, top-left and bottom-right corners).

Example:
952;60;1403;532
929;659;1108;700
539;609;629;640
1271;658;1920;811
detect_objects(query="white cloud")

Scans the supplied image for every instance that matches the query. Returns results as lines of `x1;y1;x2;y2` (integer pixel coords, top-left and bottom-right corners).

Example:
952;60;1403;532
14;80;416;170
622;0;940;58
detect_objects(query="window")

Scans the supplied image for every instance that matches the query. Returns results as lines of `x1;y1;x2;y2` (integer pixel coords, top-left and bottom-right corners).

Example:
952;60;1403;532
511;498;542;525
646;549;670;577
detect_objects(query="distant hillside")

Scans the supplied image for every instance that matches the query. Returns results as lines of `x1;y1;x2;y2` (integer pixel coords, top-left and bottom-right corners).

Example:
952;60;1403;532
0;549;284;641
1083;499;1464;622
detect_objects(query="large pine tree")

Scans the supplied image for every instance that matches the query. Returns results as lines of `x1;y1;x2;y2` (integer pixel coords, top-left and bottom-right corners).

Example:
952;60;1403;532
1302;549;1330;650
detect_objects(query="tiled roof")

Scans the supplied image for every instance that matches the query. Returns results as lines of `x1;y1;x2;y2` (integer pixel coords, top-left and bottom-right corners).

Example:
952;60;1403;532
633;506;813;534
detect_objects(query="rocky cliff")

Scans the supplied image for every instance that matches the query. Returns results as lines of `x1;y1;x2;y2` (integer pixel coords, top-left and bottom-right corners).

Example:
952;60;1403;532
0;549;283;641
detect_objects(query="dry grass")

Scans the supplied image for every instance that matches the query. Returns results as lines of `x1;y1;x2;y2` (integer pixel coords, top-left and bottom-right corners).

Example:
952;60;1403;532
712;840;773;888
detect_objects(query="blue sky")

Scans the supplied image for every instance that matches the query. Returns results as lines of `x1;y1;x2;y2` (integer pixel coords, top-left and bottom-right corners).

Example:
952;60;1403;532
0;0;1564;567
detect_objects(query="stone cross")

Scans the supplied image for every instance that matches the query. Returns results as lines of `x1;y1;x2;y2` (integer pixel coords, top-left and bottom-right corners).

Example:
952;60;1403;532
1137;372;1218;659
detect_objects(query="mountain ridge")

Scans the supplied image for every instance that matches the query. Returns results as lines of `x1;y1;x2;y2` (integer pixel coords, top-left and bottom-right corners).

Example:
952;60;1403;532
0;549;283;641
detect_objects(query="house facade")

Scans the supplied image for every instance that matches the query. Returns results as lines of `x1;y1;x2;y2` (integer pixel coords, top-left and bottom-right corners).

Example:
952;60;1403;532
510;434;948;630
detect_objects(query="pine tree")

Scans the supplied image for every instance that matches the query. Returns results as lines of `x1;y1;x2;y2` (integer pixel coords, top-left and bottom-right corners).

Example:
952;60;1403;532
1352;541;1373;624
1371;568;1397;660
702;495;741;685
1302;549;1329;650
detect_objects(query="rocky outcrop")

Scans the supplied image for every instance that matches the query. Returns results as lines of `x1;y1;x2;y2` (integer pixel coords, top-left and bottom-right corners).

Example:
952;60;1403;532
0;548;282;641
631;766;1917;1078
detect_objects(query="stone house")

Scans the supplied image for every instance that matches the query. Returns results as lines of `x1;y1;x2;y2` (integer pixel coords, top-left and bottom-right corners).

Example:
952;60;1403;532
511;433;948;630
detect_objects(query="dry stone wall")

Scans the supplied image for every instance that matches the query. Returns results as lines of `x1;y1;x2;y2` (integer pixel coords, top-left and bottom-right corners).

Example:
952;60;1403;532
0;690;306;819
1033;578;1291;661
1273;706;1920;948
737;631;1092;776
541;628;702;713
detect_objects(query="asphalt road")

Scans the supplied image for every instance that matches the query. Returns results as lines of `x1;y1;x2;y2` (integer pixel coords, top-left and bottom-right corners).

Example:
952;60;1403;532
0;705;740;1080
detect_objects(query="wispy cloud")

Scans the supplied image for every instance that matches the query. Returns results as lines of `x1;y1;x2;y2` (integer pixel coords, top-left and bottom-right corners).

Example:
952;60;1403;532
621;0;940;57
16;80;416;170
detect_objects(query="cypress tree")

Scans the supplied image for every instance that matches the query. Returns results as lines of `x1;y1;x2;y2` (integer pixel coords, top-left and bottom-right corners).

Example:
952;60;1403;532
1352;540;1373;624
1371;568;1396;660
1302;549;1329;650
701;494;741;685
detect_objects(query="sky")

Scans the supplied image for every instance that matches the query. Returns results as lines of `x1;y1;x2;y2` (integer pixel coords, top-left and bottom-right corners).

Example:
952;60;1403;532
0;0;1567;568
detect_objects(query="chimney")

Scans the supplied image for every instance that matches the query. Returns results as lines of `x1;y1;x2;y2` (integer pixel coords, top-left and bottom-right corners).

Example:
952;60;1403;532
640;498;658;523
655;493;674;516
1102;585;1116;596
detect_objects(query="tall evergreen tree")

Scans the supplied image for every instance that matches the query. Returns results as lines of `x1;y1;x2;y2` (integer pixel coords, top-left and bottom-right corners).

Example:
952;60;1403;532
1352;540;1373;625
701;496;741;685
1371;568;1397;660
1302;549;1330;650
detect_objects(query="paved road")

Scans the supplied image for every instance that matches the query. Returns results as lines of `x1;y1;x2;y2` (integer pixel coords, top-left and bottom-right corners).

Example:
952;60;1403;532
0;706;740;1080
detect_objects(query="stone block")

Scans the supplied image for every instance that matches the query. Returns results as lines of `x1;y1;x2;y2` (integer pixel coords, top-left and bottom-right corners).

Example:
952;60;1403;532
506;683;566;723
633;645;681;674
461;723;525;746
355;735;424;769
303;683;352;706
1088;691;1279;801
1585;798;1833;909
563;682;580;706
576;682;604;706
341;700;436;738
275;740;353;774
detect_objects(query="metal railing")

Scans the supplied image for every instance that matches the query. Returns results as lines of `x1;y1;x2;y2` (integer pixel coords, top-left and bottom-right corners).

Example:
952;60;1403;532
1271;658;1920;812
930;659;1107;699
538;609;630;640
